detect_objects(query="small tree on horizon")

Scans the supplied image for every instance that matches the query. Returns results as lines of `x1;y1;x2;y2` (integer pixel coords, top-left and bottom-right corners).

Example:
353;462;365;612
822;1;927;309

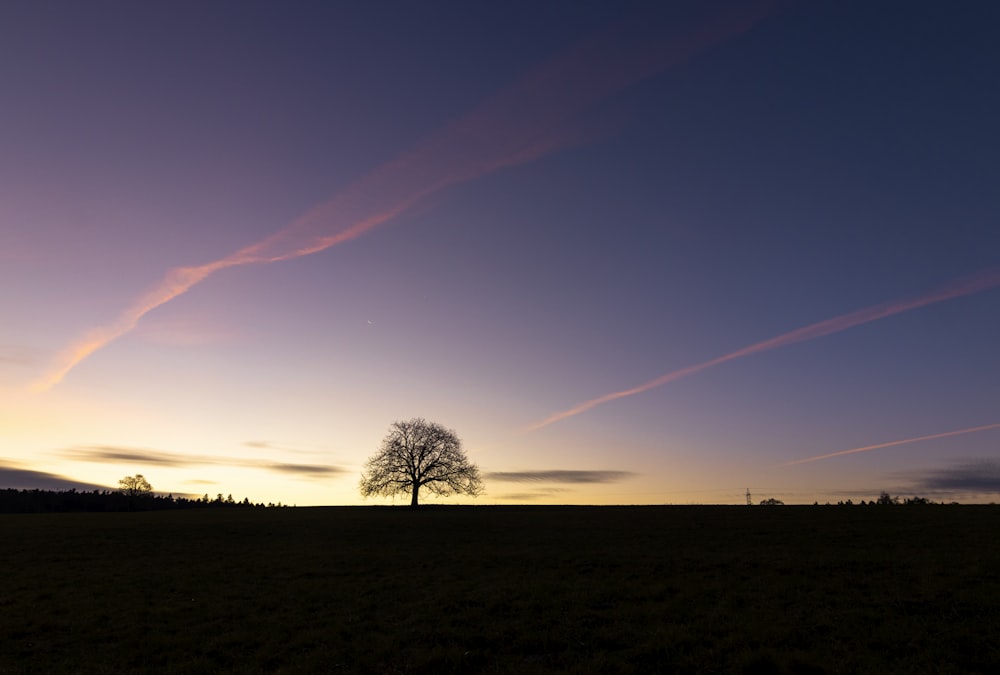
360;418;483;507
877;491;899;505
118;474;153;498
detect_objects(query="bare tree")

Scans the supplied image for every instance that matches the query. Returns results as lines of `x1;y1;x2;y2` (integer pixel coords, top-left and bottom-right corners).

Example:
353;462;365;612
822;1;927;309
119;474;153;498
360;418;483;507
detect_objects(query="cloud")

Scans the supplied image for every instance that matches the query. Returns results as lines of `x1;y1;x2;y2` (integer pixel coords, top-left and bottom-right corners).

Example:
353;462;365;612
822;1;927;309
490;486;570;501
909;460;1000;494
0;465;107;491
0;346;40;367
65;446;187;466
244;440;273;449
486;470;635;484
59;445;345;479
828;460;1000;502
264;463;346;477
242;440;326;455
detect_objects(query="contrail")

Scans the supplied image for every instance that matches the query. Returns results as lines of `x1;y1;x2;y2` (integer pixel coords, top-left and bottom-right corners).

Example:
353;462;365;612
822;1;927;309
32;195;441;392
781;423;1000;466
34;1;776;392
525;267;1000;431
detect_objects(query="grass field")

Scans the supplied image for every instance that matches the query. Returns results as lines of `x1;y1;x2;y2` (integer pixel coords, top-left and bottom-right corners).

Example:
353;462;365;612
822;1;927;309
2;505;998;673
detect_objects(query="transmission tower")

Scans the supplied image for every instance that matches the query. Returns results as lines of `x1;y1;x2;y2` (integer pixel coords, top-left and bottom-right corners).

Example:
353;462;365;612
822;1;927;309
746;488;752;506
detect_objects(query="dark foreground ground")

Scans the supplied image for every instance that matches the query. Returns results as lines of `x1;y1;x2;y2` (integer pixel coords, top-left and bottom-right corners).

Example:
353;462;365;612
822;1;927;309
1;505;998;673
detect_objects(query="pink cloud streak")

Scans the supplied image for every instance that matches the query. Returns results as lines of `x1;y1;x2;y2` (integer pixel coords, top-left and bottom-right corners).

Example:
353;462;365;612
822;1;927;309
34;2;776;391
781;423;1000;466
525;267;1000;431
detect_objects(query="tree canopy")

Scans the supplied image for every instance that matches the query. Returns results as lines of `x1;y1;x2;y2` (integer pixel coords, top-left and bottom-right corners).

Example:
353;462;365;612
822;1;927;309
119;474;153;497
360;418;483;506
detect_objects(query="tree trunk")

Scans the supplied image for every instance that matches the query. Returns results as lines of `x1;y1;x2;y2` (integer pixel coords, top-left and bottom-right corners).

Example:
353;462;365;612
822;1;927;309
410;484;419;507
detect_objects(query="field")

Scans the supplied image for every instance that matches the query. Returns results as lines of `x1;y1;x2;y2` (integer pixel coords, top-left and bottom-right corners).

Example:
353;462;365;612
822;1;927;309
2;505;998;673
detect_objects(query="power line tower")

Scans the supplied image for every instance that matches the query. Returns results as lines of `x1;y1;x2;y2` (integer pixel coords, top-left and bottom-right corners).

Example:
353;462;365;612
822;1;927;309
746;488;752;506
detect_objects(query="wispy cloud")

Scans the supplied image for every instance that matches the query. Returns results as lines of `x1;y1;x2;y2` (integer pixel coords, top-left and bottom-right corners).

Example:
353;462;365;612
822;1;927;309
33;2;776;391
263;463;344;478
0;346;40;367
0;464;107;491
67;446;187;466
242;440;327;455
486;470;635;484
781;423;1000;467
909;460;1000;494
491;487;570;501
526;268;1000;430
59;445;346;479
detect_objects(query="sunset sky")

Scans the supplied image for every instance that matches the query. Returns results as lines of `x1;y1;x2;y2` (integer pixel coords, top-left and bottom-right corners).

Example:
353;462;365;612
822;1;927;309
2;0;998;505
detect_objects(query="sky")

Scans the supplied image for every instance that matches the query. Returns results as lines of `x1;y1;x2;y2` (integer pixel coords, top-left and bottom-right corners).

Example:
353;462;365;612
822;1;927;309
2;0;998;506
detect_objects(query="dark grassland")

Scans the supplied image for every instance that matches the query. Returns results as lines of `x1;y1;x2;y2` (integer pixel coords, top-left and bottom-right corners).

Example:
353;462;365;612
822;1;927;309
2;506;998;674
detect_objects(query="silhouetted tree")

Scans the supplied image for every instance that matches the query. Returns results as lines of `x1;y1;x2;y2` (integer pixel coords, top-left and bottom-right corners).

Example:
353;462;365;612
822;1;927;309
759;497;784;506
360;418;483;507
119;474;153;498
876;491;899;505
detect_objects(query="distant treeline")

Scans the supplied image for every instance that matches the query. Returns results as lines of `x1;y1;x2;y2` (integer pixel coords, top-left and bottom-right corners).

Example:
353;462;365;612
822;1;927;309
0;489;288;514
819;493;947;506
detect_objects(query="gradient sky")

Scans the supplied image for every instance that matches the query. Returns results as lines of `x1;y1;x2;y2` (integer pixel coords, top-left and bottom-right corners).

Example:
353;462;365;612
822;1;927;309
2;0;998;505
